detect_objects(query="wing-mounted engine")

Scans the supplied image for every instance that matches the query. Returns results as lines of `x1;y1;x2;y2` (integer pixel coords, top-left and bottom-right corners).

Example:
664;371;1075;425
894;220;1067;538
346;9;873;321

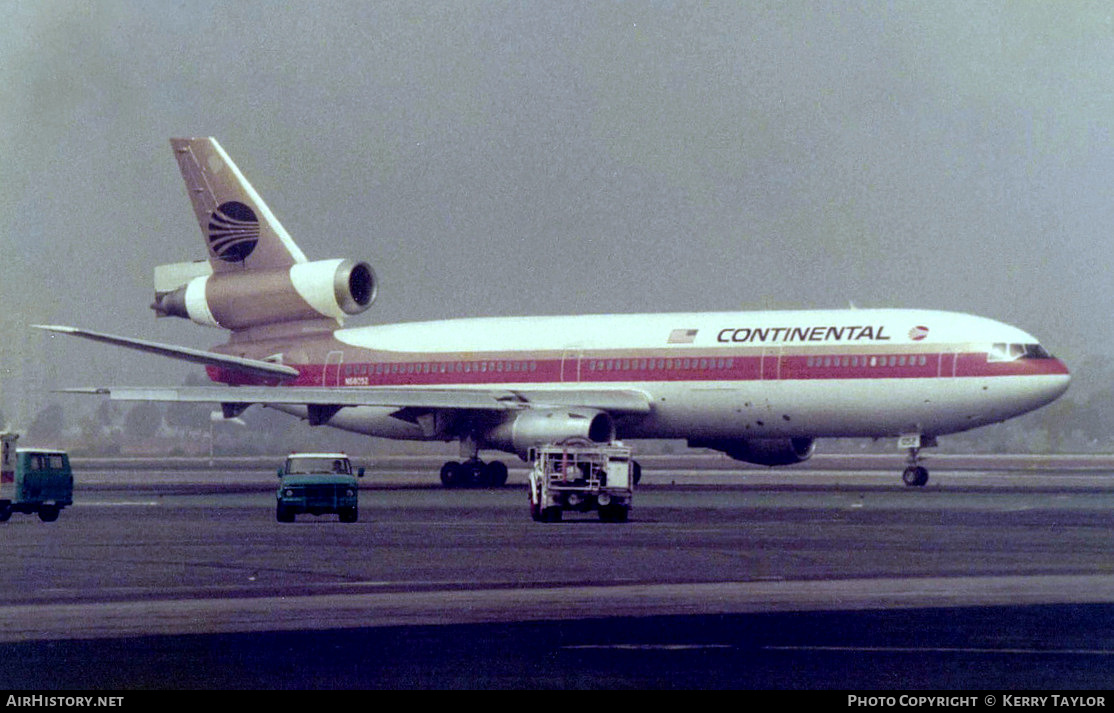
152;258;377;331
484;408;616;458
690;437;815;466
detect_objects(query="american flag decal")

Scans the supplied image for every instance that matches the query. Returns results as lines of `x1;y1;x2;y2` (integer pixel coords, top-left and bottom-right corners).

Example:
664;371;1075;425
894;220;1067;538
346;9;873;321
668;329;698;344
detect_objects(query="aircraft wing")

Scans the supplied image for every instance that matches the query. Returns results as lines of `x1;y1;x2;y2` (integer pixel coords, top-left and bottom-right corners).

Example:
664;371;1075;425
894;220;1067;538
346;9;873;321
34;325;299;380
58;385;653;422
42;323;652;423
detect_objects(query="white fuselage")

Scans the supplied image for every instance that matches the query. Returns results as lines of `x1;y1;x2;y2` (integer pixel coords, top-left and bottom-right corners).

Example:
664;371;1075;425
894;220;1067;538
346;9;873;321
252;308;1070;444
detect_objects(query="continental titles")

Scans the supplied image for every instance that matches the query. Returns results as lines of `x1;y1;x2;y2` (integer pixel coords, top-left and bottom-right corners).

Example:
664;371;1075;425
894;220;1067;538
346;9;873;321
717;325;891;344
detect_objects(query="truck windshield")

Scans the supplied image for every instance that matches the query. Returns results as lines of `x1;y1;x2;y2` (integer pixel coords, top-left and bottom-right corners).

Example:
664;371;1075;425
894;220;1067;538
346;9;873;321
286;457;350;475
26;454;66;471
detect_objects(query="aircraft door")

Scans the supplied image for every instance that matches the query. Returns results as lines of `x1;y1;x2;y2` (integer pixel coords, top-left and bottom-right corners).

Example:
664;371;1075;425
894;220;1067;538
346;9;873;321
761;347;782;380
324;351;344;387
560;350;582;383
938;349;958;378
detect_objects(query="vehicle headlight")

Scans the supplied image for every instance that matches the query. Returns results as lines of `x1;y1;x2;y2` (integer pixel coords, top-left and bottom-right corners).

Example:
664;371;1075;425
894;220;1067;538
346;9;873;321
283;489;295;497
345;489;355;497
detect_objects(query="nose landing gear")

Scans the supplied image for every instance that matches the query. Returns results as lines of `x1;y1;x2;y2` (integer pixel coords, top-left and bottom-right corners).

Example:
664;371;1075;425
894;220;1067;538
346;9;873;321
899;433;936;487
902;462;929;487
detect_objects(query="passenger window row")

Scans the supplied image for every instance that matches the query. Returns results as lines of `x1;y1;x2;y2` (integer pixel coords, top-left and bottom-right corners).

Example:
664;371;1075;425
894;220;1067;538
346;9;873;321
805;354;929;368
344;361;539;376
587;357;735;372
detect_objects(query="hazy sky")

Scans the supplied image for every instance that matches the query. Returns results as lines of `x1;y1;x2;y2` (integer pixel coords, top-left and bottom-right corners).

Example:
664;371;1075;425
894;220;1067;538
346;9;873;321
2;1;1112;408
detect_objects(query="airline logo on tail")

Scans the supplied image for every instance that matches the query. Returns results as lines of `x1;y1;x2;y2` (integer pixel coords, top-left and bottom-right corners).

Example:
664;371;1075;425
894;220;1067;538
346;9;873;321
171;137;307;272
208;201;260;262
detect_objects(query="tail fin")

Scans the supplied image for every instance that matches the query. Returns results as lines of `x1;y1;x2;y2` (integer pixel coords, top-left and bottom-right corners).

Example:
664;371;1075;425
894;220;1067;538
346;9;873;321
170;138;307;272
155;139;376;332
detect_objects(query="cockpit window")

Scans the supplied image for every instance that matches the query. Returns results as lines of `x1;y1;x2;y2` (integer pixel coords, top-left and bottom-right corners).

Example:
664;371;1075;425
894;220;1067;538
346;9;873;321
1022;343;1054;359
989;344;1016;362
988;343;1054;362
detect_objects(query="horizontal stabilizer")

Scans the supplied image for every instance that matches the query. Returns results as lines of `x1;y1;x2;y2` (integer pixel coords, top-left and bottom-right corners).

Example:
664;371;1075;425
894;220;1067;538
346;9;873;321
154;260;213;294
33;325;300;380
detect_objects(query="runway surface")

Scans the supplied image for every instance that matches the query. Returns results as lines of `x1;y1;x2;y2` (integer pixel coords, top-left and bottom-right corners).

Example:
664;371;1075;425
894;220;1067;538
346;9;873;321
3;454;1114;689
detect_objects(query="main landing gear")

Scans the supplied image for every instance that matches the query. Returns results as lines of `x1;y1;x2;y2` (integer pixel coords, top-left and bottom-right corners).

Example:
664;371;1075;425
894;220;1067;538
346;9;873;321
899;433;936;487
440;459;509;488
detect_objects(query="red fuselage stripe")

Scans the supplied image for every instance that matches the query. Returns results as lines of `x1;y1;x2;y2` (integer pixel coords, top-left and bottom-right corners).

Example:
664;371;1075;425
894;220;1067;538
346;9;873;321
209;350;1069;387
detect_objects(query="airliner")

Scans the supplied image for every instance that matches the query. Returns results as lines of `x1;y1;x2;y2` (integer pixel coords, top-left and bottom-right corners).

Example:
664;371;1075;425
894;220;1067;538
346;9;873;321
39;138;1071;487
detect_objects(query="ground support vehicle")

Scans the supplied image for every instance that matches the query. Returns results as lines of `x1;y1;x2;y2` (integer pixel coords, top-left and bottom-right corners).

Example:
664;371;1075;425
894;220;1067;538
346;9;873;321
528;440;633;523
0;432;73;523
276;452;363;523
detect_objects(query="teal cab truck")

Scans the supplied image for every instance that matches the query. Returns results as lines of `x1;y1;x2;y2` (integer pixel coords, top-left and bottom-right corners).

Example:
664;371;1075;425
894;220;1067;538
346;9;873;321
276;452;363;523
0;431;73;523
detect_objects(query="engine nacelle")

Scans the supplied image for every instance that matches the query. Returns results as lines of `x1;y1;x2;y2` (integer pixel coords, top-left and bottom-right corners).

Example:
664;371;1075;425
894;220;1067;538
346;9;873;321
153;258;377;330
484;408;616;458
690;437;816;466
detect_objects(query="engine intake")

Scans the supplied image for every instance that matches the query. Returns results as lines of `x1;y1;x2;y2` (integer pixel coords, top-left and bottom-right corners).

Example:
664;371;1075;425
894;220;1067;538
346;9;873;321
485;408;616;458
153;258;377;330
690;437;815;466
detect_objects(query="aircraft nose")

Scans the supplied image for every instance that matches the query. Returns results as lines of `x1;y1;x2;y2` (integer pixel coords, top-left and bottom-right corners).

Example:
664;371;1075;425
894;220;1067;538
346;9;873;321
1042;359;1071;404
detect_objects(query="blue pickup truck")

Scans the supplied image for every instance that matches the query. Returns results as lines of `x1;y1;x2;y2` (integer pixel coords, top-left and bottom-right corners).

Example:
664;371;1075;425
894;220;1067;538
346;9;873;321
276;452;363;523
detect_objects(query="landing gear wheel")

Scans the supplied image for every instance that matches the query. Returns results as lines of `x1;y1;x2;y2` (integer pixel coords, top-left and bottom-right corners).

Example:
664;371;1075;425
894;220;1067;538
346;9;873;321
901;438;931;487
460;460;486;486
902;465;929;487
484;461;509;487
440;461;463;488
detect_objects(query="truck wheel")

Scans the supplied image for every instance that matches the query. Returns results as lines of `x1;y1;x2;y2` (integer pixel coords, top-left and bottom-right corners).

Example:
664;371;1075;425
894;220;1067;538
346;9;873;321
541;507;562;523
599;505;629;523
0;503;11;523
276;504;295;523
339;507;358;523
38;506;59;523
529;482;544;521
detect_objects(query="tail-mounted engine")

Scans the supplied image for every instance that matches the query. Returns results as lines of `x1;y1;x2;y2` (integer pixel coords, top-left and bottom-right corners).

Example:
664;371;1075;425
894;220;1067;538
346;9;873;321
690;437;816;466
152;258;377;330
